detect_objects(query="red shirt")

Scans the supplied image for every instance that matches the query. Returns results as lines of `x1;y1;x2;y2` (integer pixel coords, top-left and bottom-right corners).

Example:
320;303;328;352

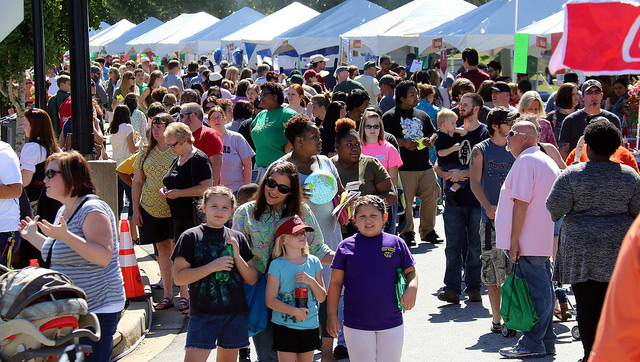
456;69;491;92
192;126;223;158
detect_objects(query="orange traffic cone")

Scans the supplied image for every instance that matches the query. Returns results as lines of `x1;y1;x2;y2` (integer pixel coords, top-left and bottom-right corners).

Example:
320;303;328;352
119;219;145;300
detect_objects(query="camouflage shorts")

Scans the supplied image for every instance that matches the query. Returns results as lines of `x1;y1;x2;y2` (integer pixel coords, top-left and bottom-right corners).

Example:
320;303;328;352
479;222;512;286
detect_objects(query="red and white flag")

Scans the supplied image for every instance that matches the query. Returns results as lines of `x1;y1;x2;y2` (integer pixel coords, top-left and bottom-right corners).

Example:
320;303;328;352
551;0;640;74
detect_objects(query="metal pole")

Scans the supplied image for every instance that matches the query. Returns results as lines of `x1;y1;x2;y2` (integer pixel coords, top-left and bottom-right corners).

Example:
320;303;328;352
32;0;46;109
67;0;93;155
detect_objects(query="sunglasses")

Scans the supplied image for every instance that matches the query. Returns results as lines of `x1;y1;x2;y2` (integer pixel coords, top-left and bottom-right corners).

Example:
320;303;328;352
168;141;180;148
265;177;291;194
365;124;380;130
584;89;602;95
508;130;533;138
44;169;62;179
128;77;135;80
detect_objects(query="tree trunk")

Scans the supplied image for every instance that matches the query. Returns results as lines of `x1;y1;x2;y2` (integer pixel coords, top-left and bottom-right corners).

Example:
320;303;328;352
14;72;26;153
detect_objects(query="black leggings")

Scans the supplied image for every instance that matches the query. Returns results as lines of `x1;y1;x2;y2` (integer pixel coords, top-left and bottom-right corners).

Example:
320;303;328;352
571;280;609;359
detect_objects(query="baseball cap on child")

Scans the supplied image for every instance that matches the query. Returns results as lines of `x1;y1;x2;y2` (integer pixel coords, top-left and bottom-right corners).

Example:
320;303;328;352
275;216;315;239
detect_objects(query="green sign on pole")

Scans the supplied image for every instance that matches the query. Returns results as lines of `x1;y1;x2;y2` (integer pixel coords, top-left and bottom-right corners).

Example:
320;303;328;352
514;33;529;74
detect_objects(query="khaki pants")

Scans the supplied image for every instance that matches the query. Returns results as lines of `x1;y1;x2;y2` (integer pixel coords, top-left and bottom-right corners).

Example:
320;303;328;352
399;169;440;239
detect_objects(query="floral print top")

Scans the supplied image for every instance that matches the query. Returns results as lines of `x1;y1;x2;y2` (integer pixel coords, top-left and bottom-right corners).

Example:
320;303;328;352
232;201;330;273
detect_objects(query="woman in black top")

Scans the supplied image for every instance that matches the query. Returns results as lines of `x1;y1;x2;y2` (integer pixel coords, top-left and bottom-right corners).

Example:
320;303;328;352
161;122;213;314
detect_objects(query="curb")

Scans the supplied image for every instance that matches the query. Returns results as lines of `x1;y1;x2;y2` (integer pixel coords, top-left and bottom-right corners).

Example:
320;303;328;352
111;258;153;359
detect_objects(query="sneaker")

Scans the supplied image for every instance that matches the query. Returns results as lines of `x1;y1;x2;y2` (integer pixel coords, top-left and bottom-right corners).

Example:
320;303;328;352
238;347;251;362
333;344;349;360
491;322;502;333
401;232;416;246
499;345;546;359
437;289;460;304
423;230;443;244
468;290;482;302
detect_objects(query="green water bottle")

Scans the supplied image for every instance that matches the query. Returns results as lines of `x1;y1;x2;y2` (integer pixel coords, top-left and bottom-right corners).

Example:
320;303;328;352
395;268;407;310
216;244;234;282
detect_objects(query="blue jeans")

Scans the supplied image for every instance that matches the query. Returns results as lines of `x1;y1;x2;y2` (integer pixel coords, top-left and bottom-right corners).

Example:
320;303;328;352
443;205;482;294
509;254;556;354
80;311;121;362
385;203;397;235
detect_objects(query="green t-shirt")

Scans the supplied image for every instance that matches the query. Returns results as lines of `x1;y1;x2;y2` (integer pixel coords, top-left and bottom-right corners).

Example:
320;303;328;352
332;79;364;95
251;106;298;167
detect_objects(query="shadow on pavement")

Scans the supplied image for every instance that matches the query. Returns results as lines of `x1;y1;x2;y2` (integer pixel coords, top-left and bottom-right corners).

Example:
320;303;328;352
410;242;438;254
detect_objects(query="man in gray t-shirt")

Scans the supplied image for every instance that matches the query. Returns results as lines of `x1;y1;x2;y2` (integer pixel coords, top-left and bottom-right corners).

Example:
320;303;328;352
469;107;515;332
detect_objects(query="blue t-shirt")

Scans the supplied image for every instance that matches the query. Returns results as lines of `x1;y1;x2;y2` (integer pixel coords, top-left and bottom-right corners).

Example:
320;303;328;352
331;232;416;331
268;254;323;330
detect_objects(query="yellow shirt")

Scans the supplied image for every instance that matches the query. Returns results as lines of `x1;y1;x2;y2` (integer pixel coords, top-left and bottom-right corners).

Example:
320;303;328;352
132;146;175;218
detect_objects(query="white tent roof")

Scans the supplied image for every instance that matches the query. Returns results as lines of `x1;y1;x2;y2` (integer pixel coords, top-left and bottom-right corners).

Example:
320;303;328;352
88;21;111;39
221;2;319;48
272;0;388;55
519;10;563;35
179;7;265;55
340;0;476;56
89;19;136;53
127;12;218;55
102;17;164;54
418;0;567;53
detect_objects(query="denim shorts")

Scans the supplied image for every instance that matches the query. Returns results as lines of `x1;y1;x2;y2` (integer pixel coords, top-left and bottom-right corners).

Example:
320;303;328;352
185;312;250;350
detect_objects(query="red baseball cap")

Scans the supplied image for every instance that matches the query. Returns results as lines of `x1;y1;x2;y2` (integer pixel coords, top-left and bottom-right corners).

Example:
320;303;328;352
275;216;315;239
303;69;318;80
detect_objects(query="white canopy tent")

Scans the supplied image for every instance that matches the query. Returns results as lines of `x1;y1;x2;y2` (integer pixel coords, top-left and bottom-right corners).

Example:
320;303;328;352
179;7;265;55
101;17;164;54
519;10;563;36
89;19;136;53
340;0;476;56
272;0;388;56
221;2;319;65
418;0;567;54
88;21;111;39
127;12;218;56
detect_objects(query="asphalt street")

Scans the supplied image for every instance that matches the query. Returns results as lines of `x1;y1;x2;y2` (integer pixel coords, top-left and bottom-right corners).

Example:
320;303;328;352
120;209;584;362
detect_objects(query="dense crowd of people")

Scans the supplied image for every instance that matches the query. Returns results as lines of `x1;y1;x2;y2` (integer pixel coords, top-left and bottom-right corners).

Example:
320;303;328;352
1;46;640;362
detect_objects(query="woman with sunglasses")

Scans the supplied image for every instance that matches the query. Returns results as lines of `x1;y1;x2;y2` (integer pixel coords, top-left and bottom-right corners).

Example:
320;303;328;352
279;114;346;360
131;113;186;312
233;160;333;362
161;122;213;314
112;71;138;111
18;151;125;362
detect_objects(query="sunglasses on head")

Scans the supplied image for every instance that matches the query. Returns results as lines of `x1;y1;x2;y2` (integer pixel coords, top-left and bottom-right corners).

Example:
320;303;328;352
265;177;291;194
44;169;61;179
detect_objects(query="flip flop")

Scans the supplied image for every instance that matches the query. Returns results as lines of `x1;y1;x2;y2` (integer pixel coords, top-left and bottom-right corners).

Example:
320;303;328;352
155;297;174;310
178;297;190;312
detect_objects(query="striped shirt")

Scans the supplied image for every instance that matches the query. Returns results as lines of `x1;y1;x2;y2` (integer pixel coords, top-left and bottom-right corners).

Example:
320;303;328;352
41;195;125;312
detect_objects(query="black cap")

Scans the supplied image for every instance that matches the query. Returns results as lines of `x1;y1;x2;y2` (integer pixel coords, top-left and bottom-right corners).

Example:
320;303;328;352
491;81;510;93
487;107;519;128
379;75;396;86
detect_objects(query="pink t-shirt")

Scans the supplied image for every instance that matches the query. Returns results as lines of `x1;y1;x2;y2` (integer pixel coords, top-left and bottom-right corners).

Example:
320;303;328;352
495;146;560;256
360;140;403;172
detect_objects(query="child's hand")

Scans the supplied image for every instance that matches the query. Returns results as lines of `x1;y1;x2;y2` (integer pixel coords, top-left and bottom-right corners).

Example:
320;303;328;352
293;307;309;321
210;256;234;273
295;272;313;285
327;314;341;338
400;284;418;312
226;237;240;258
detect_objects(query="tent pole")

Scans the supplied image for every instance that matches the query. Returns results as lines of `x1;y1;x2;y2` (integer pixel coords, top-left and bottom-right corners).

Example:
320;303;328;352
513;0;519;81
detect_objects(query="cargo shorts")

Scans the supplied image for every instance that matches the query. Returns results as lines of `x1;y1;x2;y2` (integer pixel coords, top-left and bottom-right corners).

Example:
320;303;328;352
479;221;512;286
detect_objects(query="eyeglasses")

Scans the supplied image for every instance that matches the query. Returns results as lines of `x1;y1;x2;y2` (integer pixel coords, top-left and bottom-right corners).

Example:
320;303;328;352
168;141;180;148
365;124;381;130
180;112;193;119
508;130;534;138
265;177;291;194
44;169;62;179
584;89;602;95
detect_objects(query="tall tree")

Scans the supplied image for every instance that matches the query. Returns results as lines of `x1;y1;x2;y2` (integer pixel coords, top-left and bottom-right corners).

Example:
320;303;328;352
0;0;104;150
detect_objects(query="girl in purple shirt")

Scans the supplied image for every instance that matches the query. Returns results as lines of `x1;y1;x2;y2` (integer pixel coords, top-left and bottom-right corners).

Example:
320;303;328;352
327;195;418;362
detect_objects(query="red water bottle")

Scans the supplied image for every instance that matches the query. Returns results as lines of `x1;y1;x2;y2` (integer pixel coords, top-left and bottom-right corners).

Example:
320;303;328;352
295;287;308;308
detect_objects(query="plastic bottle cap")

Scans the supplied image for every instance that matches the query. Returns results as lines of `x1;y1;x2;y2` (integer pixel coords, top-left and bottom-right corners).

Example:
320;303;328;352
29;259;39;267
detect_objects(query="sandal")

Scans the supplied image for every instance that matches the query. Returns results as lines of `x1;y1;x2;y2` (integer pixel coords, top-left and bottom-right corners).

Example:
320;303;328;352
178;297;190;312
155;297;174;310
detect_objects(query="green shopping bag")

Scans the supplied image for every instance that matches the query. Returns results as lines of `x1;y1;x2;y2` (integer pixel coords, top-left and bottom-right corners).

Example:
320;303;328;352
500;264;539;332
